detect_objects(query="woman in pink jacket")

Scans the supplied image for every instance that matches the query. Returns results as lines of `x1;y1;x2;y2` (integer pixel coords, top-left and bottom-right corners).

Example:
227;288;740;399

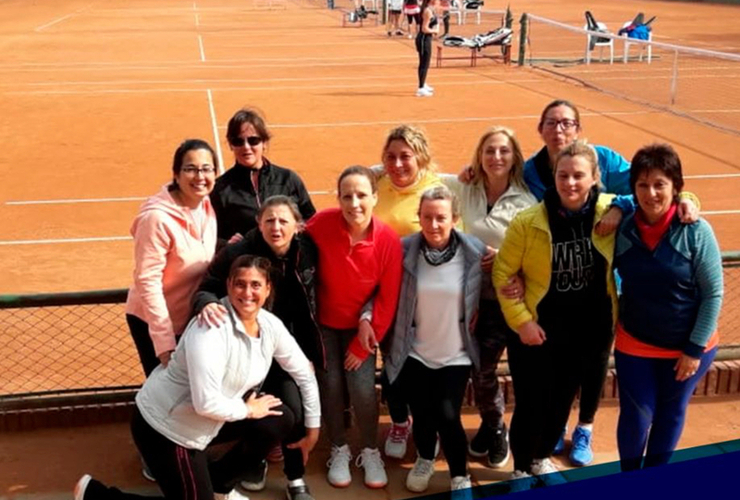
125;139;219;377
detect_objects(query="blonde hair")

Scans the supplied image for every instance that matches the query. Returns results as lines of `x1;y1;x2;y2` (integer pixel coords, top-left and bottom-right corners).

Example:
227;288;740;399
554;139;602;189
470;126;526;188
381;124;436;175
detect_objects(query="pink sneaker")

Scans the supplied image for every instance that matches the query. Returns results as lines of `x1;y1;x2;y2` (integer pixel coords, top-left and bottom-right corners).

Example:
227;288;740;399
384;419;412;458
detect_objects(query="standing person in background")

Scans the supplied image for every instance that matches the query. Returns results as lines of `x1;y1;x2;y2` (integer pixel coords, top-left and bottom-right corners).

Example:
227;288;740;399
439;0;452;40
76;256;321;500
415;0;439;97
493;140;618;487
388;0;404;36
192;196;322;500
404;0;422;39
306;166;403;490
210;107;315;248
444;127;537;469
614;144;722;471
384;186;485;496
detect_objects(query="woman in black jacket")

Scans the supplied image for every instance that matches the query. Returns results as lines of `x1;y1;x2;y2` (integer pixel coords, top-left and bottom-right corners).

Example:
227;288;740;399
193;195;321;500
210;107;316;247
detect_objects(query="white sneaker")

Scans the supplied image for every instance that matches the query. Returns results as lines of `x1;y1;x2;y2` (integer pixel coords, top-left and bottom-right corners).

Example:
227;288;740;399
531;458;567;486
508;470;537;492
74;475;92;500
356;447;388;488
326;444;352;488
530;458;559;475
384;419;412;458
416;87;433;97
214;490;250;500
450;476;473;500
423;84;434;92
406;457;435;492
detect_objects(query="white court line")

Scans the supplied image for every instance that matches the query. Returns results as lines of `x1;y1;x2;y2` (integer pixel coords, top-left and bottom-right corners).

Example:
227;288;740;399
5;191;333;206
0;236;132;246
0;79;571;96
685;174;740;179
34;13;76;32
195;13;200;27
206;89;224;174
704;210;740;215
198;35;206;62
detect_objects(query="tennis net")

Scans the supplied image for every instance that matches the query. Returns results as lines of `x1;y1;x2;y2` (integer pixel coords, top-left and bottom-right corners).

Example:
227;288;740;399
519;14;740;136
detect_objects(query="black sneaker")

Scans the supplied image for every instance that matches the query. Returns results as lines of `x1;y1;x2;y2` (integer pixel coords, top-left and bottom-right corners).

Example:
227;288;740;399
286;482;315;500
488;424;510;468
468;423;493;457
240;459;268;491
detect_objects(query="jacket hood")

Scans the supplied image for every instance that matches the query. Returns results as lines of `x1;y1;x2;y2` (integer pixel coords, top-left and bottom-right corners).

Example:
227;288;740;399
130;185;212;239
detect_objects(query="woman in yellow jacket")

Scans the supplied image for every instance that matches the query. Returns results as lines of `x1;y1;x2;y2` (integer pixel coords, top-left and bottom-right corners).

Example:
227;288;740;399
493;140;618;487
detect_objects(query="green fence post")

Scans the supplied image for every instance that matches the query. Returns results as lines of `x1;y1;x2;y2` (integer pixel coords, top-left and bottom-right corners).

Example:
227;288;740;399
518;13;528;66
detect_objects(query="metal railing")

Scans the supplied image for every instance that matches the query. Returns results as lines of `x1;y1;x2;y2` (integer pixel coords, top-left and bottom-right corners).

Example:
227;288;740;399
1;252;739;411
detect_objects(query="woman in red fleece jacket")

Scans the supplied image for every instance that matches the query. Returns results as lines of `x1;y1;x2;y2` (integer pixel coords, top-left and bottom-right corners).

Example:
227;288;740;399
305;166;403;490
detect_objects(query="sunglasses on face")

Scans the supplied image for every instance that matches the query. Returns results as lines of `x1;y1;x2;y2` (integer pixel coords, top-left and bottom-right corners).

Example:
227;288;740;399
228;136;263;147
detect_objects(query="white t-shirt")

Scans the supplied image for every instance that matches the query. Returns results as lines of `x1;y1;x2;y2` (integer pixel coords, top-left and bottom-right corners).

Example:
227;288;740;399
410;248;471;368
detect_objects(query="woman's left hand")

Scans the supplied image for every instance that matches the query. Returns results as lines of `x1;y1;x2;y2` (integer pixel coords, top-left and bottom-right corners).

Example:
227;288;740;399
677;198;700;223
344;351;364;371
481;246;496;272
595;206;623;236
674;354;701;381
286;427;320;465
357;319;378;353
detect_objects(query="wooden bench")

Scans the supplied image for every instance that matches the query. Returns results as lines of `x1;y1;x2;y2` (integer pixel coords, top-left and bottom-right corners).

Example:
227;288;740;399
436;42;511;68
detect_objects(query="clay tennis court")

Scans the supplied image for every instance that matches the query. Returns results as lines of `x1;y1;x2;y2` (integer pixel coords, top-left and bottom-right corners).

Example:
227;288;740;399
1;0;739;295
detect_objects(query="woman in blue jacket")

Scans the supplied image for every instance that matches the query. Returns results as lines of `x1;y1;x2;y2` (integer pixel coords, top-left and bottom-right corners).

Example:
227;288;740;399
613;144;722;471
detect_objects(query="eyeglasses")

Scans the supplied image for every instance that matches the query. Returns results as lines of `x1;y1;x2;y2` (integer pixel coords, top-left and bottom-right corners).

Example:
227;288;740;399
228;136;263;147
542;119;579;130
181;166;216;175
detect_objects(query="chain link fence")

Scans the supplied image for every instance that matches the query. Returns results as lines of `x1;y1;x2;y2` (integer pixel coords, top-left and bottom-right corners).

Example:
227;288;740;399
1;253;739;408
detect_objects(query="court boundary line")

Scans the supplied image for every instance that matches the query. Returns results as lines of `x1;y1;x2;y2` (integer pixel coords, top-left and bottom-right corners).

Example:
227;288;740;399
206;89;224;174
34;13;77;32
198;35;206;62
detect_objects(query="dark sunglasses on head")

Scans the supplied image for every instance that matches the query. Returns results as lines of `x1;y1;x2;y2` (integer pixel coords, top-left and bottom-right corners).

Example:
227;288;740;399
228;136;263;147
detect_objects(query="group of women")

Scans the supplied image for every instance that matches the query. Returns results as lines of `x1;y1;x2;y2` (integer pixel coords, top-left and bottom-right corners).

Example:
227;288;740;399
73;100;723;500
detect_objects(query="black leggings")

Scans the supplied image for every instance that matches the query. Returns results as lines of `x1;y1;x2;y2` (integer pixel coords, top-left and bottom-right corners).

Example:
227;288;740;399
86;405;296;499
261;363;307;480
507;325;612;472
126;314;160;377
399;357;470;477
415;33;432;88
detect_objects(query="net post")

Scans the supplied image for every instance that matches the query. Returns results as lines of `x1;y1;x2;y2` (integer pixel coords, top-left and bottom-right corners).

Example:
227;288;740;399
670;50;679;105
518;13;528;66
381;0;387;25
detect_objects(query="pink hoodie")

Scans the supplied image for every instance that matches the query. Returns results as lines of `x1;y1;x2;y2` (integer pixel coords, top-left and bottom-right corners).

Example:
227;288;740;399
125;186;217;357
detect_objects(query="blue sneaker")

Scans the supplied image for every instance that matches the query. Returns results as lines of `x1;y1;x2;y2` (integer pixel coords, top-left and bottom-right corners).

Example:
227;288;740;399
553;427;566;455
569;426;594;466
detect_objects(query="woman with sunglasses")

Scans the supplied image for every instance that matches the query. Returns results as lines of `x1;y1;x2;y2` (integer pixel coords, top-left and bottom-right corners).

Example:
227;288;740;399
124;139;219;480
76;255;321;500
210;107;316;247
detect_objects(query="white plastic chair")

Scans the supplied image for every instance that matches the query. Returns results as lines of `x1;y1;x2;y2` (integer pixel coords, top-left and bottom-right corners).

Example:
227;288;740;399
621;21;653;63
448;0;463;25
463;3;482;25
584;22;614;64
